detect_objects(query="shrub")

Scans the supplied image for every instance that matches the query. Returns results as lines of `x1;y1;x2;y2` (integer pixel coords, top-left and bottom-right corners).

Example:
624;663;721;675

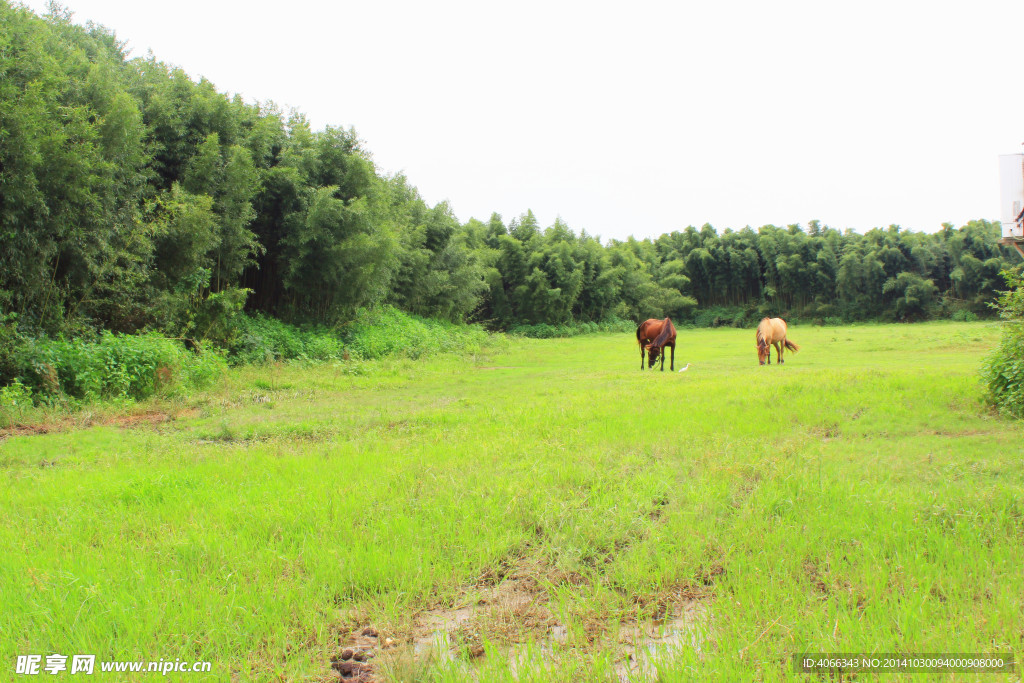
951;309;979;322
13;332;225;402
0;378;32;427
730;311;748;328
508;317;634;339
181;346;228;389
342;306;491;359
982;270;1024;416
693;307;755;329
226;314;345;365
0;378;31;407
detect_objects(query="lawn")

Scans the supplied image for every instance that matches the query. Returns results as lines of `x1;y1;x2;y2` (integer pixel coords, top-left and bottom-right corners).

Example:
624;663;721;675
2;322;1021;682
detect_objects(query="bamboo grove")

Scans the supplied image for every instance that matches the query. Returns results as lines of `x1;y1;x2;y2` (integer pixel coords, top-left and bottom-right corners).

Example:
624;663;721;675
1;3;1016;343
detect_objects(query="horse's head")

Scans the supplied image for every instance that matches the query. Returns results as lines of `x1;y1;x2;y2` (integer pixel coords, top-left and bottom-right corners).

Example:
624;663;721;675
756;341;769;365
646;344;660;368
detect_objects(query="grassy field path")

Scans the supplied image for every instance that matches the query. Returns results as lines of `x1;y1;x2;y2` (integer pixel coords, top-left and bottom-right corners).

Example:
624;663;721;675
2;322;1021;681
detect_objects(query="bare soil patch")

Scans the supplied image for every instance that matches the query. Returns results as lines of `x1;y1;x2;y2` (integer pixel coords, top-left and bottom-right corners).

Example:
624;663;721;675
614;598;708;682
324;499;711;681
0;407;199;442
331;627;386;682
326;555;711;682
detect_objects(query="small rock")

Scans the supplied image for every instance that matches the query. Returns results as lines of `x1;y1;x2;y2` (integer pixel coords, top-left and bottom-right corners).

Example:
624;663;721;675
352;649;373;662
361;627;378;638
383;638;395;648
340;648;354;661
331;660;371;678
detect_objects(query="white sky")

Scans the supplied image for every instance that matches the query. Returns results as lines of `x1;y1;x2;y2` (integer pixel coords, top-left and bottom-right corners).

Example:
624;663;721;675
21;0;1024;242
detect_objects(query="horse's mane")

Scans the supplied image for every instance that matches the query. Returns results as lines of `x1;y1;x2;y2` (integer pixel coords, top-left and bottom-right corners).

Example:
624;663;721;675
652;317;675;348
756;318;770;347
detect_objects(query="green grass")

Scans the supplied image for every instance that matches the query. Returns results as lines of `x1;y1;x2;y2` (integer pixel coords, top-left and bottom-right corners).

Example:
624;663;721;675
2;322;1021;681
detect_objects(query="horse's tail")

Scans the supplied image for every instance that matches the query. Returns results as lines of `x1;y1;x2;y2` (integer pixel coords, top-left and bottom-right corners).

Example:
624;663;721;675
784;339;800;353
652;317;675;348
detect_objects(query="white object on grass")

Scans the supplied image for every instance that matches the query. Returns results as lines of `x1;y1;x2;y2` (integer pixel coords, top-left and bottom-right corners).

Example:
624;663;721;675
678;364;690;372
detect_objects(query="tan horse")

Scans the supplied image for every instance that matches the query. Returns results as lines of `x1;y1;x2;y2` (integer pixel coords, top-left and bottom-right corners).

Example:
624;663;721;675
756;317;799;365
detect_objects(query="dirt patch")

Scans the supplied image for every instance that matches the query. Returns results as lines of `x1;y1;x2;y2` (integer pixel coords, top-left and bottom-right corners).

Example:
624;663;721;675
329;504;709;680
696;562;727;587
0;423;54;440
614;598;708;682
0;407;199;442
330;627;393;682
193;422;335;446
803;558;830;596
648;494;670;520
326;556;561;681
411;559;557;660
929;428;992;437
108;409;199;428
810;423;841;439
383;420;414;435
349;556;711;681
504;594;709;682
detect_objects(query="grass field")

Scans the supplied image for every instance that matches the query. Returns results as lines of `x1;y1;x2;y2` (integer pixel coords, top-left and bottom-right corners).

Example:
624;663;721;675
2;322;1022;682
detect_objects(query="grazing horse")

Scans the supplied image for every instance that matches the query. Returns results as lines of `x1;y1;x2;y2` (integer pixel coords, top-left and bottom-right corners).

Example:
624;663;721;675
756;317;799;365
637;317;676;371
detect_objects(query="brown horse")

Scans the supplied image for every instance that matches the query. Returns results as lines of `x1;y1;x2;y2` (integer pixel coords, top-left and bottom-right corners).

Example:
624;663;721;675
756;317;799;365
637;317;676;371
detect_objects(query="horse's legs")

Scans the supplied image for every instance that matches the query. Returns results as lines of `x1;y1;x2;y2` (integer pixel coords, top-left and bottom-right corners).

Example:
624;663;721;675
670;343;675;372
639;346;645;370
776;341;784;364
660;347;665;371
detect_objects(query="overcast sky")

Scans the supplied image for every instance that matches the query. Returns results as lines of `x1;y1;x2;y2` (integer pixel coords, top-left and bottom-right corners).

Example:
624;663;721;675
21;0;1024;242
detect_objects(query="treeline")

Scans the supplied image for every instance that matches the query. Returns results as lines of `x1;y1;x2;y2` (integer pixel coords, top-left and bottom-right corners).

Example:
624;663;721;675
474;216;1013;329
1;3;1015;350
2;2;485;336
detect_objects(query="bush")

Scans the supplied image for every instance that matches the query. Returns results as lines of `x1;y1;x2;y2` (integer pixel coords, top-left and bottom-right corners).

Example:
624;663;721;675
692;307;757;329
0;314;25;386
12;332;226;402
0;308;498;409
226;314;345;365
982;270;1024;417
181;347;228;389
222;308;492;363
0;378;32;427
951;309;979;322
342;306;492;359
508;317;634;339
